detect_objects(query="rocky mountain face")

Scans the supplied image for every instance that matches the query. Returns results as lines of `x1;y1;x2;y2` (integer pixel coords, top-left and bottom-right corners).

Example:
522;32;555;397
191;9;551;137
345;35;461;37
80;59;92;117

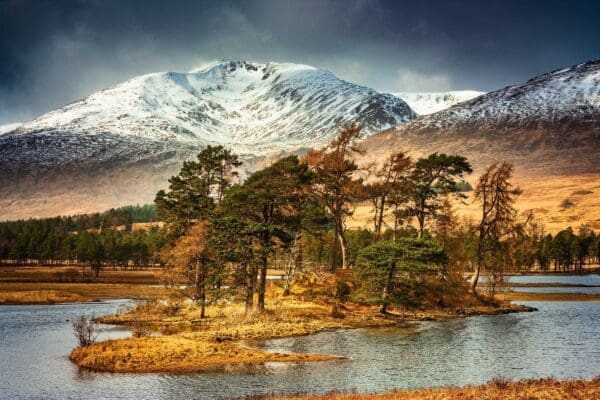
393;91;484;115
0;61;415;219
363;60;600;176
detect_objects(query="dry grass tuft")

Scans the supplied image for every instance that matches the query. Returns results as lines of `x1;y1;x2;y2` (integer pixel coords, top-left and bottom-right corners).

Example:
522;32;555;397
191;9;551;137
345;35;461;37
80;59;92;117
0;290;82;304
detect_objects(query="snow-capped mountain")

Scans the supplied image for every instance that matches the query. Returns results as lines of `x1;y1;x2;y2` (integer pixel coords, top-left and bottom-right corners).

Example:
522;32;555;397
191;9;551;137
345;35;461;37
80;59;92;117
9;61;414;157
363;60;600;175
0;60;415;219
393;91;484;115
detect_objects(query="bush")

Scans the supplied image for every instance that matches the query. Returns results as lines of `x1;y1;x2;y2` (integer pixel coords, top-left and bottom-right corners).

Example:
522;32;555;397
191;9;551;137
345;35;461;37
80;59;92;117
72;315;97;347
131;318;151;338
334;279;351;302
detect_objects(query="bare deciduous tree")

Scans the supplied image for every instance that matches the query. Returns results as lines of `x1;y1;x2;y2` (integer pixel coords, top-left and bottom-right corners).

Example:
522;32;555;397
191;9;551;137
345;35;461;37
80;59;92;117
472;161;522;294
364;151;412;240
303;123;364;269
162;222;213;318
72;315;98;347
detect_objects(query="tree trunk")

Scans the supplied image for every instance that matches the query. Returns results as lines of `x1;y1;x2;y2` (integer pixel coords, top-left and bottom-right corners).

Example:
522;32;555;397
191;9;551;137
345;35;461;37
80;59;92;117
374;197;385;239
199;284;206;319
417;213;425;239
283;232;302;296
472;238;484;294
245;262;256;316
380;263;396;314
330;224;339;271
338;229;349;270
393;207;399;242
194;259;207;319
256;253;268;313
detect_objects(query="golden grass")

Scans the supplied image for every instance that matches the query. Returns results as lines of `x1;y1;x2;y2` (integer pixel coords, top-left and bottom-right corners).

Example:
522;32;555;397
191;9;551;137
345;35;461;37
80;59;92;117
0;282;169;303
257;377;600;400
0;265;165;284
70;299;372;373
348;174;600;234
0;290;83;304
70;334;344;373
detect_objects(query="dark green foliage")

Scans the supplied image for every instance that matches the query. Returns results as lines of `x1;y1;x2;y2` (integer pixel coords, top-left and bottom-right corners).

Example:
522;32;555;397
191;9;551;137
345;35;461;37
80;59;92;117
0;211;165;271
155;145;241;238
354;239;447;311
219;155;314;312
539;227;598;272
408;153;473;237
346;229;374;266
454;180;473;192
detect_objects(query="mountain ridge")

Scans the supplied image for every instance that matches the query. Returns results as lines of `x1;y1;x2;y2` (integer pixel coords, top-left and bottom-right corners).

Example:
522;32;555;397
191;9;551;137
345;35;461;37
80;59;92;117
362;60;600;176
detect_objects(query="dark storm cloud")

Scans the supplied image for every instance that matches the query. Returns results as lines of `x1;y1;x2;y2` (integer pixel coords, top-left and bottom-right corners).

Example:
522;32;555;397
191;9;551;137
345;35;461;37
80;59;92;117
0;0;598;123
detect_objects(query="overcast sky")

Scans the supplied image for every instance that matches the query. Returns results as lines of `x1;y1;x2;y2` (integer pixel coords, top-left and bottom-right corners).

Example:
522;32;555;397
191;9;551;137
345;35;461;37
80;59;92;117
1;0;598;124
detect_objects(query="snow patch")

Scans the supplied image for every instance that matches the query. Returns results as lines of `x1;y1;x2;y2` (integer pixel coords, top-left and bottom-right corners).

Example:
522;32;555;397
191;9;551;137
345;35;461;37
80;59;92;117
392;91;484;115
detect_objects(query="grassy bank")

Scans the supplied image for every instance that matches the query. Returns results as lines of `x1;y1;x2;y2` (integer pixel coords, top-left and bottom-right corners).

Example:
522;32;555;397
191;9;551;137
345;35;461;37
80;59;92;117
0;282;169;304
0;265;164;284
499;291;600;302
250;377;600;400
70;333;344;373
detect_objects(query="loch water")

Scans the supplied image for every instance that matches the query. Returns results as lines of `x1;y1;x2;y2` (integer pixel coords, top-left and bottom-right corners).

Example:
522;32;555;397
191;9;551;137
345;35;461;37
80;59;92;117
0;280;598;399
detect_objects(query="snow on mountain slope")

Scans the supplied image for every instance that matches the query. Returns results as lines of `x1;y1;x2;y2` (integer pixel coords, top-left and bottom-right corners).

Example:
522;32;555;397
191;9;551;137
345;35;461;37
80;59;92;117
363;60;600;175
393;91;484;115
409;61;600;130
13;61;415;156
0;123;21;135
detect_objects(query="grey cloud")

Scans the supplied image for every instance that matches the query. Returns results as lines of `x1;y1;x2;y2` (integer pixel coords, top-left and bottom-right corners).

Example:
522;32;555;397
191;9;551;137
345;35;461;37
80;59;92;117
0;0;598;124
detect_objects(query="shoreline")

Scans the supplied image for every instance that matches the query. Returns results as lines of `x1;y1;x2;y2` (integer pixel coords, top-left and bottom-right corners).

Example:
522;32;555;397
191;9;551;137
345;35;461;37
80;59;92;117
251;377;600;400
3;284;598;305
500;292;600;302
1;267;597;305
0;283;169;305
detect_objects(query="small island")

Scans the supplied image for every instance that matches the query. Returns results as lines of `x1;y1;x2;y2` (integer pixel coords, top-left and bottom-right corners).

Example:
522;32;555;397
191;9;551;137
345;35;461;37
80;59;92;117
69;273;532;373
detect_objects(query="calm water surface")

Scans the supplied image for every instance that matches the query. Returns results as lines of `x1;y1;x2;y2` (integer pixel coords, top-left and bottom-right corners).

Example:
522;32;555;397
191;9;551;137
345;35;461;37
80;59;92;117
508;274;600;293
0;298;599;399
508;274;600;285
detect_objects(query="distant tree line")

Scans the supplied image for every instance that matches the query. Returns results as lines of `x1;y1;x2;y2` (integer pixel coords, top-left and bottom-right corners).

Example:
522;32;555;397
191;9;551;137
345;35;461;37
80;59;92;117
529;227;599;272
0;205;164;274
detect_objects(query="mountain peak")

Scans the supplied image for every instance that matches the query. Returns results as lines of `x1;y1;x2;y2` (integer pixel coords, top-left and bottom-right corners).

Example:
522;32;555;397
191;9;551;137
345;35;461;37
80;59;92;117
188;60;322;80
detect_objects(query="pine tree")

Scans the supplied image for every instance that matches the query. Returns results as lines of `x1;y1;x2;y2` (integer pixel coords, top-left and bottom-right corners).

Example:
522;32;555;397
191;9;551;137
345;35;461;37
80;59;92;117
356;238;446;313
220;156;313;313
408;153;472;238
